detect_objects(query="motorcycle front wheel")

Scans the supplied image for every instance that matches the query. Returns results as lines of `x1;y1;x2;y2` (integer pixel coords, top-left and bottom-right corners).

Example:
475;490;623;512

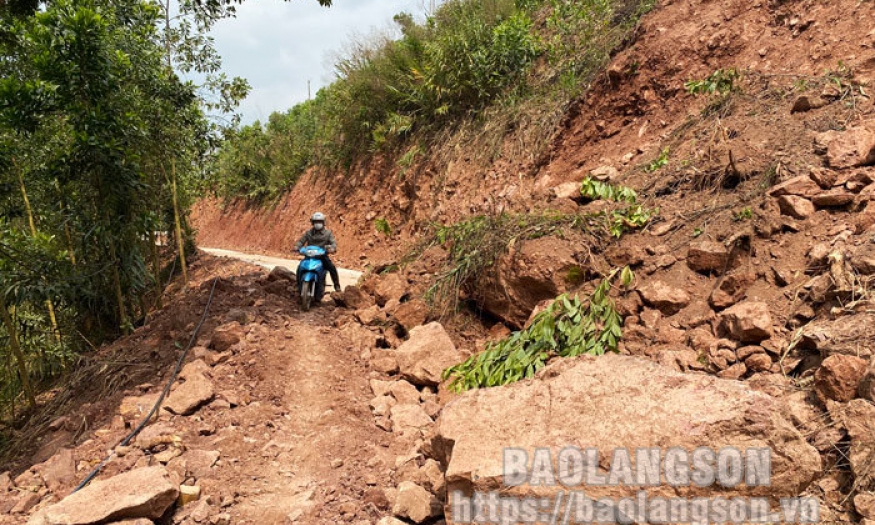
301;280;313;312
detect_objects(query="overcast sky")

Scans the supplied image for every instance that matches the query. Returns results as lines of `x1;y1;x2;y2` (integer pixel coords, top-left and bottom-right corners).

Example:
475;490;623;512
206;0;430;125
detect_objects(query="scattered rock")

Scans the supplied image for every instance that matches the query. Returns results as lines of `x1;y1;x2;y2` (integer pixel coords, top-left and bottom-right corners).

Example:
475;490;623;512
387;380;420;405
849;243;875;275
687;241;730;273
37;448;76;493
341;285;375;310
134;423;178;451
818;124;875;169
119;393;160;422
28;466;178;525
267;265;296;283
812;189;855;207
208;323;243;352
832;400;875;490
369;379;393;398
178;484;201;506
391;481;440;523
801;313;875;358
164;374;215;416
744;353;773;373
709;271;755;310
814;354;868;402
719;301;773;342
777;195;815;219
552;181;582;201
12;492;41;514
170;449;220;479
791;95;827;113
392;299;430;331
371;353;399;375
637;280;691;315
0;471;12;492
809;167;837;188
717;362;747;379
369;395;396;417
855;492;875;520
768;175;821;198
223;308;248;325
590;165;619;181
374;274;408;306
390;404;433;434
394;322;463;386
433;355;820;503
376;518;406;525
860;357;875;402
355;305;384;326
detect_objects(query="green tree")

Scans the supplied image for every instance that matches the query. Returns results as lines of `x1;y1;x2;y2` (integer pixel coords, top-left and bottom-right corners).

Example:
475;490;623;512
0;0;209;416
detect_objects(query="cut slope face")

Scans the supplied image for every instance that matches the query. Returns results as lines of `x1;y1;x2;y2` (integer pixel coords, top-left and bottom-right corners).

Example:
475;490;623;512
194;0;875;267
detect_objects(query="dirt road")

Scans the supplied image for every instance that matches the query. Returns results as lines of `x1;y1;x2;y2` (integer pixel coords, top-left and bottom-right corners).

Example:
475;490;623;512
163;258;397;523
1;255;403;524
200;247;363;289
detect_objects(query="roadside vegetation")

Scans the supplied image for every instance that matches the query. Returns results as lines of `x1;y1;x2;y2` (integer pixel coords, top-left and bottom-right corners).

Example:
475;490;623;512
422;177;653;315
0;0;246;423
208;0;657;202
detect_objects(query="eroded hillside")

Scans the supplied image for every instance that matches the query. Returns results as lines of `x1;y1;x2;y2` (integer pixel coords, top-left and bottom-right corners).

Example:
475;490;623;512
4;0;875;524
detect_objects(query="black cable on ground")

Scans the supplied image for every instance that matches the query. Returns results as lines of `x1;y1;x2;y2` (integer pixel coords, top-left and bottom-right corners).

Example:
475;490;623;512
72;277;220;493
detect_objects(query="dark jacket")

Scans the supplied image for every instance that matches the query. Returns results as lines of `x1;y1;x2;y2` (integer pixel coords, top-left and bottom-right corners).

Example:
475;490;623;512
295;227;337;252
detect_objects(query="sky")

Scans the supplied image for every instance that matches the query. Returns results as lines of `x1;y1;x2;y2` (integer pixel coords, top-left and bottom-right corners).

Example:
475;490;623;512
205;0;431;125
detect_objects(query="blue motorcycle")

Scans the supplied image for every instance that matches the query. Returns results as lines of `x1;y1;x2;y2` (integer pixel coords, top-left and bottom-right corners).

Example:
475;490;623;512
297;245;327;311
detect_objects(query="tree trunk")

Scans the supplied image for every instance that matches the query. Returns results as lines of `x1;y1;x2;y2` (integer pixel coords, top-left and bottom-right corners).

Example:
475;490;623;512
55;179;77;265
149;229;163;308
0;293;36;409
170;160;188;285
108;240;130;334
17;164;62;345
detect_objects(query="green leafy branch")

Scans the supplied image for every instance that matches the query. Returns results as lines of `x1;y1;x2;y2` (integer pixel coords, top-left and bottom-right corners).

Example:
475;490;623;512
580;176;637;203
685;68;739;96
442;266;633;391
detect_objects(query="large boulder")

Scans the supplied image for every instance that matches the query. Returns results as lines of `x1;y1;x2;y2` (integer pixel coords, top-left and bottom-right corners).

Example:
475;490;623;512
432;354;820;517
394;322;463;386
28;466;178;525
476;236;581;328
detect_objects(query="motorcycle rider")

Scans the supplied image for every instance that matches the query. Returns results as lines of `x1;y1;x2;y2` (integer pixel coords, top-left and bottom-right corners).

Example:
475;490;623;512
294;212;341;292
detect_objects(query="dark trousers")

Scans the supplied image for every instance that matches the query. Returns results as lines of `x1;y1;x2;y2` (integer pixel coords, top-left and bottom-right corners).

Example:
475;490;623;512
321;255;340;288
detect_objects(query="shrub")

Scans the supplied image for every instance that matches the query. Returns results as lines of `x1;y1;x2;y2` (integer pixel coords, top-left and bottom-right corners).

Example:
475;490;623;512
209;0;657;198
